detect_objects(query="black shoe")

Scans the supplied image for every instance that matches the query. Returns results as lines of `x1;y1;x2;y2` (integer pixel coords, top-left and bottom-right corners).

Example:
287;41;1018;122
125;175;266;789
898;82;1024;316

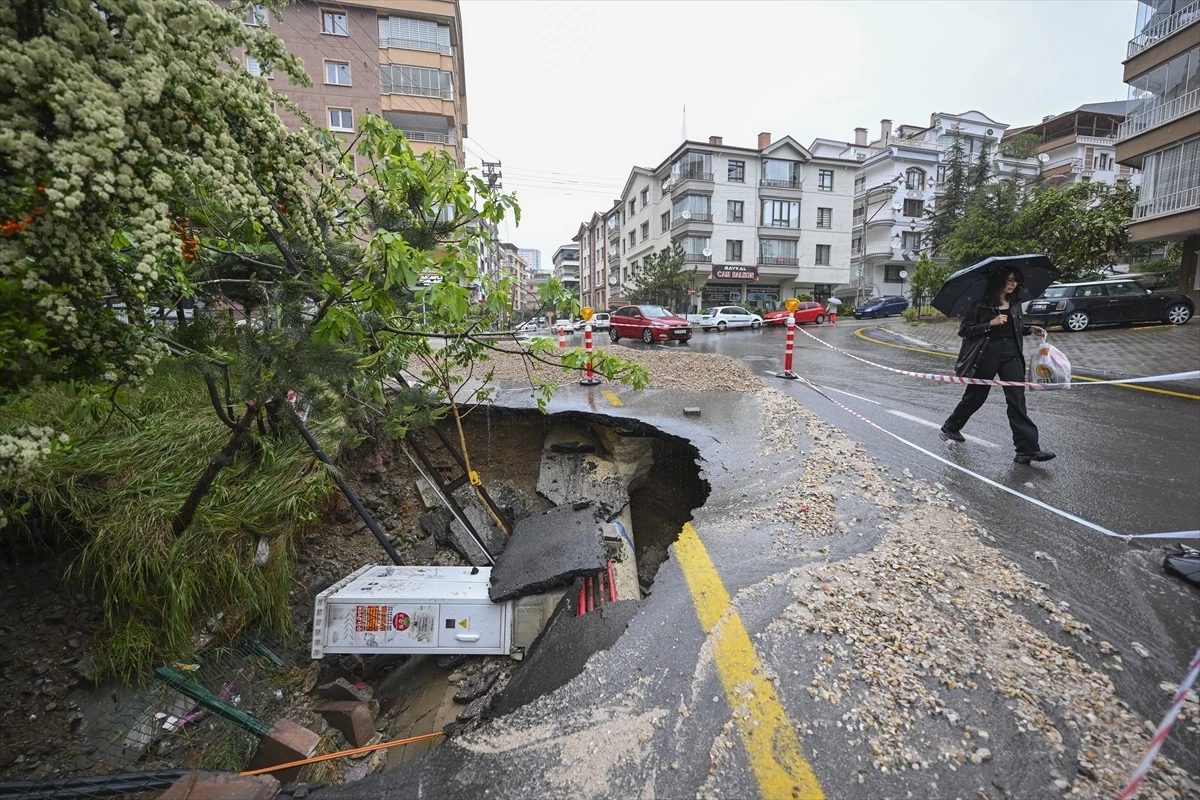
940;425;965;443
1014;451;1056;464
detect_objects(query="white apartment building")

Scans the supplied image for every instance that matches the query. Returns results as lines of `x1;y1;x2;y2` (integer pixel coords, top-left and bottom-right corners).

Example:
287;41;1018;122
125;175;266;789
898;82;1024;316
551;244;580;295
842;113;1041;302
601;133;858;314
516;248;542;273
1005;101;1141;189
575;211;612;311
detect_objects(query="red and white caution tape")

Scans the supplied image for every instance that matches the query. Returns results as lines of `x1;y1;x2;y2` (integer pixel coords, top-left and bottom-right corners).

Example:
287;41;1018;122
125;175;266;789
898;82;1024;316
795;326;1200;390
796;375;1199;541
1120;648;1200;799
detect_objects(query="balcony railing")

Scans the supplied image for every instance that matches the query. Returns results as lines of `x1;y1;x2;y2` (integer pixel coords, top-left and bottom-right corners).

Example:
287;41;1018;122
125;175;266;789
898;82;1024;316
671;213;713;229
759;221;799;229
758;256;799;266
865;243;896;255
608;252;620;266
382;83;454;100
400;130;455;145
379;37;454;56
1042;157;1096;176
1127;1;1200;57
682;253;712;263
759;178;801;189
1134;185;1200;221
670;171;714;190
1118;87;1200;141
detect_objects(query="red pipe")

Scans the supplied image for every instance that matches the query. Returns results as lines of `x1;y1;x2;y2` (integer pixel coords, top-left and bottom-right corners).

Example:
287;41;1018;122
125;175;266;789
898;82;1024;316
576;579;586;617
607;560;618;602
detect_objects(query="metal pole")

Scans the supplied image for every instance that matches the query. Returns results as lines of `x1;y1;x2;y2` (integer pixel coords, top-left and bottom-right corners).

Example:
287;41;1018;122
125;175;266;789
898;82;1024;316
580;323;601;386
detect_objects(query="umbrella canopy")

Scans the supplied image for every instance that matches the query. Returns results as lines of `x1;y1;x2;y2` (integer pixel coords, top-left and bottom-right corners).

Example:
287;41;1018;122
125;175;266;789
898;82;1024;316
932;254;1061;318
825;297;843;305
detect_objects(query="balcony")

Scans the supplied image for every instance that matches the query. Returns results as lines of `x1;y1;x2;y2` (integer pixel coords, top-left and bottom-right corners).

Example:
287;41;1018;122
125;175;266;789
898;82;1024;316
865;243;896;256
379;37;455;56
382;83;454;101
1127;1;1200;58
1134;185;1200;220
608;227;620;243
608;251;620;267
759;178;802;189
757;222;801;238
758;256;799;267
400;129;455;145
671;213;713;230
669;171;714;193
1118;87;1200;141
682;252;712;264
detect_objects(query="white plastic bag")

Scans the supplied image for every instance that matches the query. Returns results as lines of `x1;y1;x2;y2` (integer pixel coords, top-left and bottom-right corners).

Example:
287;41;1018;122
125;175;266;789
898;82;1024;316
1029;335;1071;386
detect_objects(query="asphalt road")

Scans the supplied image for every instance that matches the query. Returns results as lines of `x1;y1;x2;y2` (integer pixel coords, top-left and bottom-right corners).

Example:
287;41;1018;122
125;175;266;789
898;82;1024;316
621;320;1200;693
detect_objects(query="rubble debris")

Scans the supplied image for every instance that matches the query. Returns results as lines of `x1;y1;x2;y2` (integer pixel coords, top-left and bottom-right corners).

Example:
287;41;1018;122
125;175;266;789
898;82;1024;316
160;771;280;800
537;431;630;520
683;407;701;417
488;503;609;602
315;701;376;748
245;719;320;783
447;485;508;566
315;678;373;704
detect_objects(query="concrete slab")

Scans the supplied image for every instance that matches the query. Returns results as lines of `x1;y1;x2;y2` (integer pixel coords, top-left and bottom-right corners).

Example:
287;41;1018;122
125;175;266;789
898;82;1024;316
488;503;608;602
446;486;508;566
246;718;320;784
536;448;630;521
315;700;376;748
160;771;279;800
488;597;639;719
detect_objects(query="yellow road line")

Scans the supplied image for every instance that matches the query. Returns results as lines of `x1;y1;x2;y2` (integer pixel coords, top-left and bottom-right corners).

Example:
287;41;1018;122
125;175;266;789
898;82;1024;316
853;327;1200;400
675;523;824;800
600;389;624;407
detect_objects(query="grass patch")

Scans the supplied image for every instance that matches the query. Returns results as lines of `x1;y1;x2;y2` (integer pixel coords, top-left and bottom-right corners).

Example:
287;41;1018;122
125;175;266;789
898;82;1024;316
0;361;336;683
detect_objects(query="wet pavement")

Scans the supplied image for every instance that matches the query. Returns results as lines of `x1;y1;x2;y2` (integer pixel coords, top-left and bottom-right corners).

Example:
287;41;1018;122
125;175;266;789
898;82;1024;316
312;320;1199;800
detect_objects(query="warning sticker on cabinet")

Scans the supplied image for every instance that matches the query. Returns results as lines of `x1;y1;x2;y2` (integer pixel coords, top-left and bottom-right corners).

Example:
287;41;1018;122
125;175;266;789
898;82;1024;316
355;605;390;632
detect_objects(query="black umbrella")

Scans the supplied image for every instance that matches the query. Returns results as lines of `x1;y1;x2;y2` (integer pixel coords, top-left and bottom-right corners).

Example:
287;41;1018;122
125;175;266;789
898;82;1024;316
932;254;1061;318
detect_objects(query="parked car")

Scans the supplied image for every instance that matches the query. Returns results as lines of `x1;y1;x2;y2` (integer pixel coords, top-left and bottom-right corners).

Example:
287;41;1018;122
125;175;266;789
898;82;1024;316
853;296;909;319
608;304;692;344
515;319;544;334
697;306;762;331
1025;279;1194;332
763;301;826;326
573;312;611;331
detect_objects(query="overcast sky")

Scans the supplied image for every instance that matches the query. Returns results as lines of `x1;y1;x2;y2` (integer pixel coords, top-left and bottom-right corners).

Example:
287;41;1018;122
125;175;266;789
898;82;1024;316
458;0;1137;268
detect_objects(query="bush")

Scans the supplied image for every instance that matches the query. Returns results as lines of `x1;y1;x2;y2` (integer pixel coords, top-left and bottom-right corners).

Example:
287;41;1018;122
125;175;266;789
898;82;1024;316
901;307;918;323
0;361;336;682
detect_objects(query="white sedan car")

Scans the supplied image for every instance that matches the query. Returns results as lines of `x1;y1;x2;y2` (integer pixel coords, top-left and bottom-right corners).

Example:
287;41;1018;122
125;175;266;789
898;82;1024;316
573;312;611;331
698;306;762;331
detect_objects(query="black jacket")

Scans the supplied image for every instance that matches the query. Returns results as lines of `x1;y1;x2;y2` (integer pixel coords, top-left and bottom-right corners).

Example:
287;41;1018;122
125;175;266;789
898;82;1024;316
954;301;1032;378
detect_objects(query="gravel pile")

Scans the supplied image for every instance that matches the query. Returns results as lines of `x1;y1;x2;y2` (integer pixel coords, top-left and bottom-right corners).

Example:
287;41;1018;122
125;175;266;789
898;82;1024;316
478;343;761;392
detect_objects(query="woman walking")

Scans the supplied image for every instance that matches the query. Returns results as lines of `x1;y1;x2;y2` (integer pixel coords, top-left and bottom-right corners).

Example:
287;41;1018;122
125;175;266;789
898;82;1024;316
940;268;1056;464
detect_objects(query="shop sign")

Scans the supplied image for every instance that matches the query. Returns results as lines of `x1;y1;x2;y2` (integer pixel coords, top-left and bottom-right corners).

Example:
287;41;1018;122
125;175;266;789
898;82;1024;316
711;264;758;281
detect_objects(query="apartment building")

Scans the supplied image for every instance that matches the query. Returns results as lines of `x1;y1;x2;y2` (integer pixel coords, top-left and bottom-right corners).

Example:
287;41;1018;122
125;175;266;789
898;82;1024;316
575;212;612;312
1006;102;1140;189
1115;0;1200;298
592;133;857;314
843;113;1040;302
517;248;542;273
226;0;467;165
551;245;580;296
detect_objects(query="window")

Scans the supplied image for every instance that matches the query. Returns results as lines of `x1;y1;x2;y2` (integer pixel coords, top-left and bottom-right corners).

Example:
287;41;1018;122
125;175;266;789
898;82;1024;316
661;212;670;233
728;160;745;182
762;159;800;187
816;207;832;228
630;260;638;272
905;167;926;190
629;232;637;248
761;200;799;227
672;151;713;180
815;245;831;266
641;222;649;241
885;265;905;283
245;4;267;26
726;240;743;261
852;237;862;254
322;10;347;35
379;65;453;99
760;239;798;263
629;199;636;216
325;61;350;86
818;169;834;191
329;108;354;131
672;194;711;221
379;16;453;54
902;199;924;217
854;174;866;193
641;188;649;206
902;231;922;251
728;200;744;222
936;165;948;183
246;55;271;78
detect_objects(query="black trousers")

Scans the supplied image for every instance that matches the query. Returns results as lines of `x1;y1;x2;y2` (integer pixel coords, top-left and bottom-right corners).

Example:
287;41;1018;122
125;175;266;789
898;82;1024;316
945;338;1040;454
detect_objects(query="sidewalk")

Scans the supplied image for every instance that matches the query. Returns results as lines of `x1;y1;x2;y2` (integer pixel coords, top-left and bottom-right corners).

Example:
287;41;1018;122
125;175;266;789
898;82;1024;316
870;318;1200;386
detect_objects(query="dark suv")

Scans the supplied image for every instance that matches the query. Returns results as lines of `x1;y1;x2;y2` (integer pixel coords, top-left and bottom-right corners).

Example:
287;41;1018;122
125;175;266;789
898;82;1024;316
1025;279;1193;332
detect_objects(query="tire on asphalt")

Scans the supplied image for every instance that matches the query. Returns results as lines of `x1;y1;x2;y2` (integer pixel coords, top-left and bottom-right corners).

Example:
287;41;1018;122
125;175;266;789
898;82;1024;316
816;314;825;325
751;320;761;330
641;328;654;343
609;328;620;343
1065;311;1090;332
717;321;727;331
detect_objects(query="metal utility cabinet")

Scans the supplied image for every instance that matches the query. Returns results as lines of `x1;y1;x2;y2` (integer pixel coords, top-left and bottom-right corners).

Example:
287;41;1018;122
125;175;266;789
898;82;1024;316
312;565;513;658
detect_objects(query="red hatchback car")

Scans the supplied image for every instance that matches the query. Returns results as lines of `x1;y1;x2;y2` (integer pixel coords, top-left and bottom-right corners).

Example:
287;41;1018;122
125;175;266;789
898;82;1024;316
608;305;692;344
762;301;827;326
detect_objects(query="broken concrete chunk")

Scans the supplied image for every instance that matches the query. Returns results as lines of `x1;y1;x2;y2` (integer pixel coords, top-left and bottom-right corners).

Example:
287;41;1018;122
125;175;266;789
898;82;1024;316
414;477;439;510
160;771;279;800
446;485;508;566
316;677;373;704
537;449;630;521
315;700;377;749
418;510;450;540
489;503;608;602
245;718;320;784
683;407;701;417
453;670;499;704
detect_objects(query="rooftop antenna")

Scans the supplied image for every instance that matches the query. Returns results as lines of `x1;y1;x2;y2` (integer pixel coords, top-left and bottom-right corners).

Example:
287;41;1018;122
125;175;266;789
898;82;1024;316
681;104;687;143
481;161;502;191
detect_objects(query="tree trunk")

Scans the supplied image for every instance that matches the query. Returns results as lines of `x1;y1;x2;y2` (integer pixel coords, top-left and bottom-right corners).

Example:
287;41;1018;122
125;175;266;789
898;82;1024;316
171;404;257;536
